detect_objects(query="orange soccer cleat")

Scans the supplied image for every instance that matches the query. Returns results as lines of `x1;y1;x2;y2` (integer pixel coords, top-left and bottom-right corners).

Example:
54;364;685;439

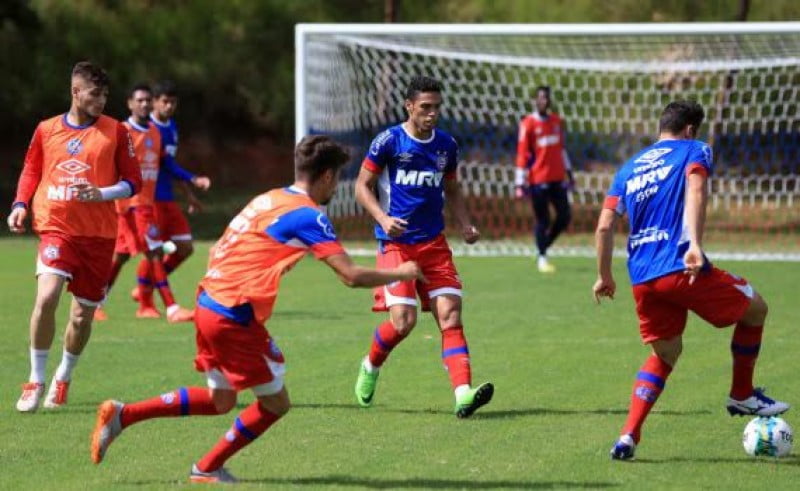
136;306;162;319
93;307;108;321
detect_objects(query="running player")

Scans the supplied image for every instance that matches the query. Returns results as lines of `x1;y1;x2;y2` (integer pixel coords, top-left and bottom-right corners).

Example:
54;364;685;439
593;100;790;460
97;84;194;322
90;135;423;483
352;75;493;418
9;61;142;411
515;86;575;273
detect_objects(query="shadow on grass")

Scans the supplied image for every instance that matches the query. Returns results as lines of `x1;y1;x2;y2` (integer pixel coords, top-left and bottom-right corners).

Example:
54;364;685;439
124;475;618;488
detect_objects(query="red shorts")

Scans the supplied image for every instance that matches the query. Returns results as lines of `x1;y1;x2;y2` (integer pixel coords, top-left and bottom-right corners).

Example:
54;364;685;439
193;304;286;394
36;232;115;305
115;206;162;255
633;267;754;344
154;201;192;242
372;235;462;312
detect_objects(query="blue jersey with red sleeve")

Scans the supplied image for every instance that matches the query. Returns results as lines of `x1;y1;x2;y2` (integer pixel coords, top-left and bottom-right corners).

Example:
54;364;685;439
150;115;196;202
363;125;459;244
604;139;713;285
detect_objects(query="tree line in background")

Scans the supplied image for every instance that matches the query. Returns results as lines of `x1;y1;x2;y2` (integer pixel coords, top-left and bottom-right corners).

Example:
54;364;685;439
1;0;797;205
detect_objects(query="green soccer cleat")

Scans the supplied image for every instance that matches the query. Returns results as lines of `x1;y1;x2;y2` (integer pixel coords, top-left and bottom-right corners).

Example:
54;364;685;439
355;360;379;408
455;382;494;418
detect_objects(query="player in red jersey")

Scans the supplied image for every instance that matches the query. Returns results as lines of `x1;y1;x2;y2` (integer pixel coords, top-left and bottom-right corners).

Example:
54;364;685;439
95;84;194;323
515;86;575;273
594;100;789;460
90;135;423;483
8;61;142;412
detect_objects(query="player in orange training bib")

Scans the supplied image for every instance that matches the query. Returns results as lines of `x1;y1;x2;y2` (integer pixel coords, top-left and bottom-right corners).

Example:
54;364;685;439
90;135;423;483
8;61;142;413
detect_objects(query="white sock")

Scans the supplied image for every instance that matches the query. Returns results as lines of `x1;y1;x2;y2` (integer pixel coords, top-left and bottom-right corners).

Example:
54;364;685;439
54;350;80;382
538;255;549;265
362;356;379;374
29;348;49;384
454;384;470;399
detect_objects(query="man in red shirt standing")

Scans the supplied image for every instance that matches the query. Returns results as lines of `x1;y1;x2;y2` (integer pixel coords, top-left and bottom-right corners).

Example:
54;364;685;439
515;86;574;273
8;61;142;412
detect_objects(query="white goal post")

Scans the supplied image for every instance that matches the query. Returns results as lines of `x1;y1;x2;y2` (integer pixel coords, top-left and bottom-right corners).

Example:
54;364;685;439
295;22;800;260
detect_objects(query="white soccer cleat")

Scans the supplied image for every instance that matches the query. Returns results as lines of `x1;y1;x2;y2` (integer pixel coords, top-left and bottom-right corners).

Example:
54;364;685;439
91;400;124;464
537;256;556;273
16;382;45;413
43;377;70;409
189;464;238;484
727;388;790;417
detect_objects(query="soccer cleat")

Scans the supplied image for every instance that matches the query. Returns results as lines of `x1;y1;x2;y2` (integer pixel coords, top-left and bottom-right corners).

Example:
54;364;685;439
189;464;238;484
167;306;195;323
726;388;790;417
136;306;162;319
455;382;494;418
130;286;140;302
16;382;45;413
537;257;556;274
91;400;124;464
93;307;108;321
43;378;70;409
355;360;379;408
610;434;636;460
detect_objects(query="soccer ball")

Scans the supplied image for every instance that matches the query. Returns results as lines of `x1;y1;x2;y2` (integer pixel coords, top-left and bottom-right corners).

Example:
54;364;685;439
742;416;793;457
162;240;177;255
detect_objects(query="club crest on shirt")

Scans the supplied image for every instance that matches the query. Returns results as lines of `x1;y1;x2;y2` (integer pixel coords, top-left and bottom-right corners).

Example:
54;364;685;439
66;138;83;156
145;137;153;148
435;151;448;171
42;245;60;260
160;392;175;404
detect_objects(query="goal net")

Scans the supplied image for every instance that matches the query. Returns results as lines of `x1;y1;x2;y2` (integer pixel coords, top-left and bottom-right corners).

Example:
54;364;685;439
296;23;800;259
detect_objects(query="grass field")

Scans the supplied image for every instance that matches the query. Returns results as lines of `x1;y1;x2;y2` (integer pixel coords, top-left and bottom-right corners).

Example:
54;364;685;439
0;237;798;490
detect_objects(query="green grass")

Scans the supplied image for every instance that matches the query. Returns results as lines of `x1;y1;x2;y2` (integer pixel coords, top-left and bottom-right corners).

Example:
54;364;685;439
0;237;798;490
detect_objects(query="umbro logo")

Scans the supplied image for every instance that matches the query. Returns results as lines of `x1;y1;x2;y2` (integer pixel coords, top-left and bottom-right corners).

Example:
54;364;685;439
55;159;91;175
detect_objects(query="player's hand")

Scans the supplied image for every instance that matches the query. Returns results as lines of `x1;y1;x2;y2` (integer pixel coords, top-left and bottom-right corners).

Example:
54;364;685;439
71;183;102;202
593;276;616;304
683;242;705;285
462;224;480;244
7;207;28;233
514;186;527;199
396;260;426;283
192;176;211;191
379;215;408;238
187;194;205;215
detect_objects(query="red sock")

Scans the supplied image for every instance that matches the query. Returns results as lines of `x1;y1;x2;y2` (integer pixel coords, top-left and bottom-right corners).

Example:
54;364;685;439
441;326;471;388
136;259;155;308
150;258;177;308
163;253;188;275
107;257;126;291
730;323;763;400
196;402;281;472
621;354;673;443
368;320;406;367
120;386;220;428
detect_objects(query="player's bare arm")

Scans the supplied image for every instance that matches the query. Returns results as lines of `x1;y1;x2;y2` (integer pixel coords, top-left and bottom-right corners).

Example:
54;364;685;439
443;178;479;244
323;253;424;288
683;170;708;283
354;166;407;237
593;208;617;303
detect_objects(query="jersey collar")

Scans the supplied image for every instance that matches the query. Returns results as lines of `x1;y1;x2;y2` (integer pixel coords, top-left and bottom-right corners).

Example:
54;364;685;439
127;117;150;132
149;113;172;128
401;124;436;144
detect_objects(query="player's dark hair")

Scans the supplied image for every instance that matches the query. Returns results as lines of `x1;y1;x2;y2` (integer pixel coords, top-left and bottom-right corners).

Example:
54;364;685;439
71;61;110;88
659;100;705;134
295;135;349;183
536;85;551;97
405;75;443;101
128;83;152;100
153;80;178;98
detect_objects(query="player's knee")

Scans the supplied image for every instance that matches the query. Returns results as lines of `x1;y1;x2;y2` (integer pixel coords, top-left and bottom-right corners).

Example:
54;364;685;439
437;310;462;330
390;311;417;335
176;241;193;258
69;309;93;329
652;337;682;367
34;290;61;314
212;390;237;414
741;294;768;326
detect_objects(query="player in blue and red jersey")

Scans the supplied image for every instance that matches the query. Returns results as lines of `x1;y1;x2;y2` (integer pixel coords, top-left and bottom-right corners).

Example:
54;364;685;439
593;100;789;460
352;75;494;418
515;86;574;273
90;135;423;483
127;80;210;309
